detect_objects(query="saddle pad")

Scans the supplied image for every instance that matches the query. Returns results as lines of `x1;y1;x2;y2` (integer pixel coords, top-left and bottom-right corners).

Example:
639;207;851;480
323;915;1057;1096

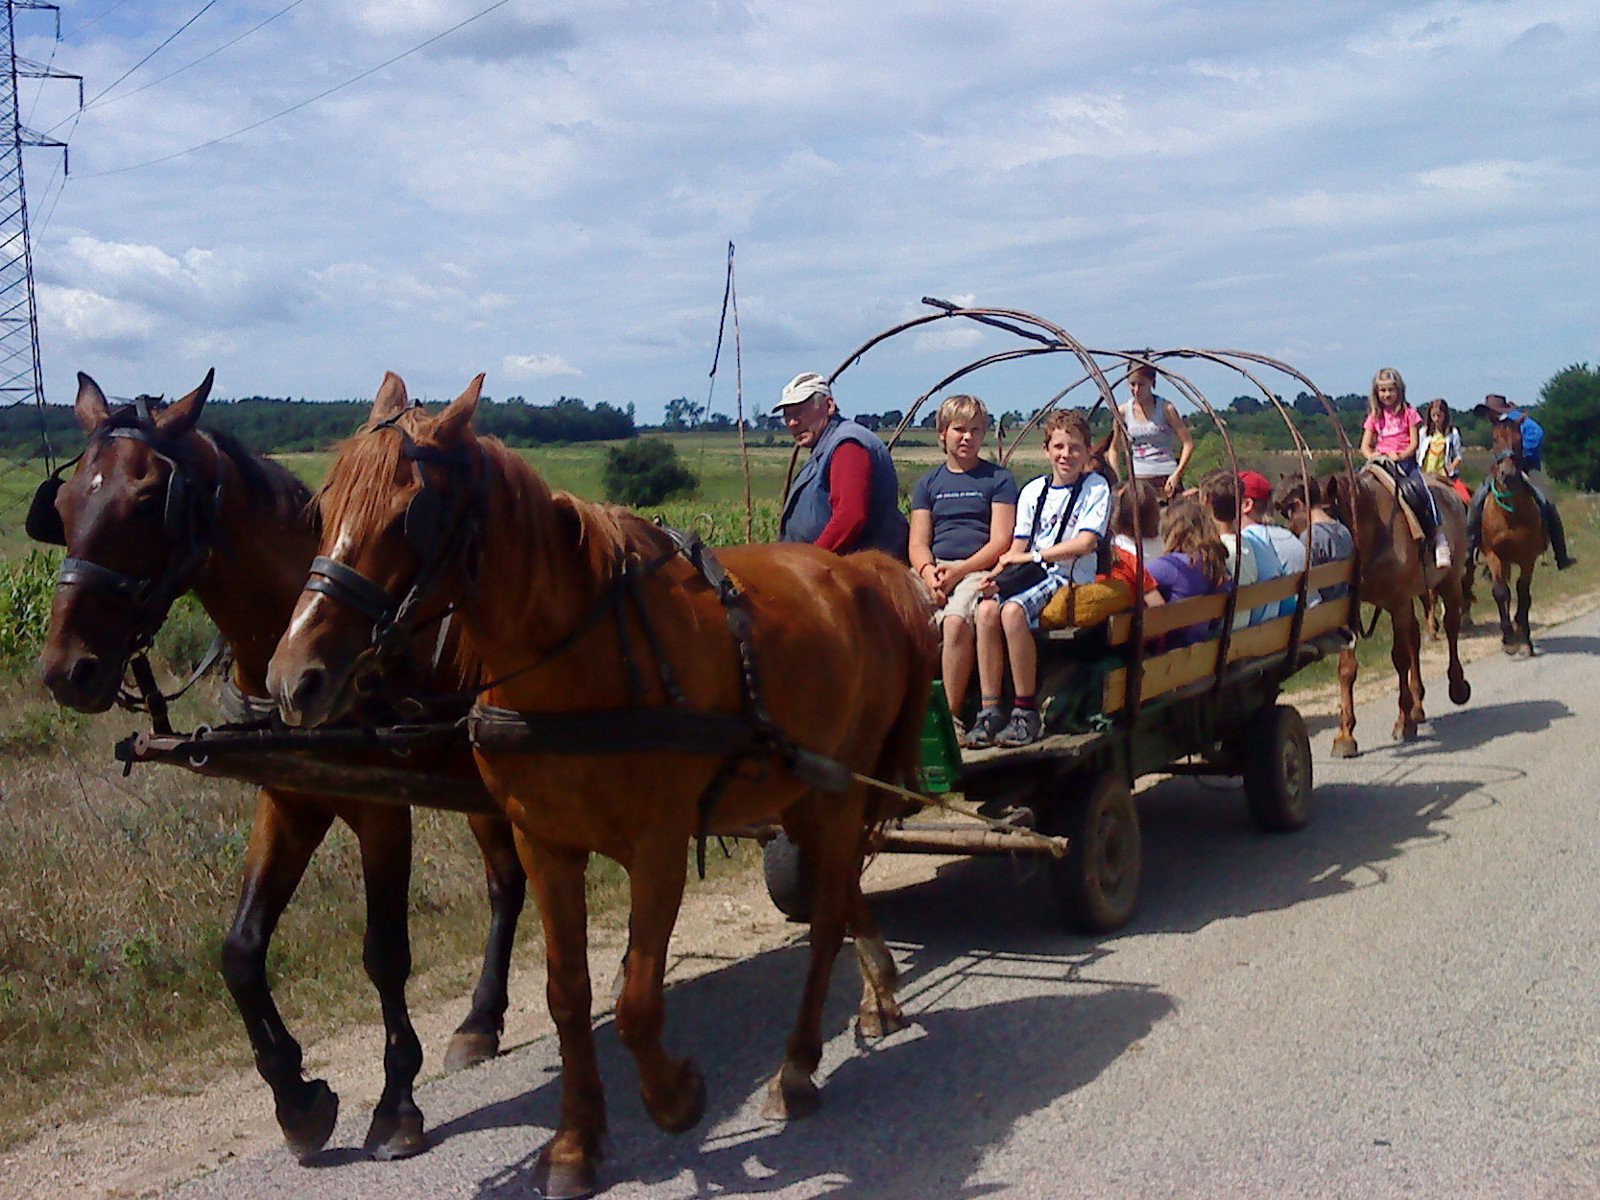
1361;463;1424;542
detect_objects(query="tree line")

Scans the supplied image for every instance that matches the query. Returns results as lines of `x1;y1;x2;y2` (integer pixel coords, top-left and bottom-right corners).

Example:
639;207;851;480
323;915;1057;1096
0;394;636;457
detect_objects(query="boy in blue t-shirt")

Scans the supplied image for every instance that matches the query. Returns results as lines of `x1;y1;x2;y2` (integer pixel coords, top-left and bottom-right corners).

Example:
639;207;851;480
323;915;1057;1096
908;394;1020;733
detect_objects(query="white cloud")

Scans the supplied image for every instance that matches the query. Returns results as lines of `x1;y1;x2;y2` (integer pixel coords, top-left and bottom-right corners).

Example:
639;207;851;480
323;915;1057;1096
20;1;1600;417
502;353;583;380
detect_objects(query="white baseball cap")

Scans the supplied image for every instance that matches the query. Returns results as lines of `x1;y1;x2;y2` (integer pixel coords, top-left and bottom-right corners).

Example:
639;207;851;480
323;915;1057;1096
773;372;832;414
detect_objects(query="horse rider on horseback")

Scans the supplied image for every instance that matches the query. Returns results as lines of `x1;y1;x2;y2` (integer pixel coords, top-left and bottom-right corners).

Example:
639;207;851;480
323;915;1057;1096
1361;368;1453;571
1467;393;1576;571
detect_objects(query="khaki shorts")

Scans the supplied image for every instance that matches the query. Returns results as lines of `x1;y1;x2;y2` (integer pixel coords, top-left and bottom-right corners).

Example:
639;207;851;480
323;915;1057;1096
932;561;989;626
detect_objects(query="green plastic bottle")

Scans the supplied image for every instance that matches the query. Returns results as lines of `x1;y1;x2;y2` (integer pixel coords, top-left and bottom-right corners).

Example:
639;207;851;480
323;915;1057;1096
917;679;962;794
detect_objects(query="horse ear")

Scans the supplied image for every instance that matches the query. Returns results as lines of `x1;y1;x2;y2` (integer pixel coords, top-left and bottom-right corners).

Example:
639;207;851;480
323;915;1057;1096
371;372;410;423
75;372;111;434
1091;429;1115;465
157;368;214;439
432;374;484;444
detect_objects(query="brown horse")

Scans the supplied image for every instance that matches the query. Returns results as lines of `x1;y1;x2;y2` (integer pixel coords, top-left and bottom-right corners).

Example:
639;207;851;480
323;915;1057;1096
1479;419;1547;656
1323;465;1472;755
34;373;527;1162
266;374;936;1199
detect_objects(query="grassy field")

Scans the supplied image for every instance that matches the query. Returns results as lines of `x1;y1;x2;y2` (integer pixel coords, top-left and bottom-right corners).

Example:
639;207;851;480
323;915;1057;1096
0;432;1594;1149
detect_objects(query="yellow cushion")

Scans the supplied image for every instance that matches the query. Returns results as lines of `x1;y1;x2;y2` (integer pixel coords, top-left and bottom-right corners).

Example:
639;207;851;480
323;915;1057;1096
1040;578;1135;630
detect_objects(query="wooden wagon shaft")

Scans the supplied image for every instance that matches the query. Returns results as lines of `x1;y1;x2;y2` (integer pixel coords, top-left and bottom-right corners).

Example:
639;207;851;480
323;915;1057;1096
875;822;1069;857
115;728;500;816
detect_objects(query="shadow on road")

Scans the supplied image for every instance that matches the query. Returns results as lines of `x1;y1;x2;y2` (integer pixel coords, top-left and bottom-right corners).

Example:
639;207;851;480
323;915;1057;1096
429;922;1170;1199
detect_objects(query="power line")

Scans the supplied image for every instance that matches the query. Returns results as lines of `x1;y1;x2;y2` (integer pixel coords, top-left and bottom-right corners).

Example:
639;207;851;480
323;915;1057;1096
62;0;133;41
89;0;517;178
80;0;219;110
69;0;308;118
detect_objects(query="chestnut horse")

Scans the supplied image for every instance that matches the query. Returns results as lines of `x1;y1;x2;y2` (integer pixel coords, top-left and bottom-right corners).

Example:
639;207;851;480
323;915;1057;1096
1323;465;1472;756
34;373;527;1161
267;374;936;1199
1479;418;1547;656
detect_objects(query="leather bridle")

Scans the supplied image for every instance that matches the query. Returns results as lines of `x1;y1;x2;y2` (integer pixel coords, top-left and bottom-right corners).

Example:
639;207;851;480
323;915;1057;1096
300;411;484;676
30;398;223;655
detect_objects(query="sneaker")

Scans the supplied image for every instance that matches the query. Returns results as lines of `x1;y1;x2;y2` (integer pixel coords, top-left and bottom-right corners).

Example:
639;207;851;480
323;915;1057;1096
1433;539;1452;569
961;708;1006;749
994;707;1043;748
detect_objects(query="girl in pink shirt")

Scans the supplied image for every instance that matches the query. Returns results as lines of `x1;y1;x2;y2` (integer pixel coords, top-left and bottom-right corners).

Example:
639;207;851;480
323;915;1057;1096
1361;366;1450;568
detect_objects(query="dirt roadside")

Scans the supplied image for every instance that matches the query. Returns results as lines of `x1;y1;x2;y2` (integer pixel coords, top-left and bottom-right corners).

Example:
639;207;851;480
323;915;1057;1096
3;589;1595;1200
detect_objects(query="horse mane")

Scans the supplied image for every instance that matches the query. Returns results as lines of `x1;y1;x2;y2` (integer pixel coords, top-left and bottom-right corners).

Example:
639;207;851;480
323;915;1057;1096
319;412;656;591
207;428;320;533
475;435;662;583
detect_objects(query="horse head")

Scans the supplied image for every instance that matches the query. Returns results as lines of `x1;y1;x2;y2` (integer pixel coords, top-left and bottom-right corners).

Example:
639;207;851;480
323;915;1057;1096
36;370;218;712
267;372;485;727
1490;417;1527;494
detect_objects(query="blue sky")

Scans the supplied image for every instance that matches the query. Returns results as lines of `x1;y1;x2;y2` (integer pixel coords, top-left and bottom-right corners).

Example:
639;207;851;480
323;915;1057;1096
18;0;1600;423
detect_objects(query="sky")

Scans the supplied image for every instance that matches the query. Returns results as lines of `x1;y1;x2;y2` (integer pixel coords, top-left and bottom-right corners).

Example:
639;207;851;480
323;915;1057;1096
15;0;1600;424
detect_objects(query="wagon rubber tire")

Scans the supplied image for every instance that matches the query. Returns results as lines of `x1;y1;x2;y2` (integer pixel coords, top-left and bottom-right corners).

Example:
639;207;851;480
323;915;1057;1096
762;832;811;922
1242;703;1313;833
1044;770;1141;935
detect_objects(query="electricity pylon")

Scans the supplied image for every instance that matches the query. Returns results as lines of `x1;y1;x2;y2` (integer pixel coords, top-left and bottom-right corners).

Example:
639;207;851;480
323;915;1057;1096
1;0;79;461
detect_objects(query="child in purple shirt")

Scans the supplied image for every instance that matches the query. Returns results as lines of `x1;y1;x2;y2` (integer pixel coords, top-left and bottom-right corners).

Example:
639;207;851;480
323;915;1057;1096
1148;499;1229;646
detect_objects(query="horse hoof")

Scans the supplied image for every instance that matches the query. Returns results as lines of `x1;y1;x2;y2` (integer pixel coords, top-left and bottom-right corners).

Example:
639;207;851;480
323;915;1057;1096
1449;678;1471;705
1330;737;1359;759
364;1108;427;1161
857;1003;909;1040
1394;721;1418;742
535;1145;598;1200
443;1030;500;1072
761;1063;821;1122
649;1061;707;1134
280;1078;339;1163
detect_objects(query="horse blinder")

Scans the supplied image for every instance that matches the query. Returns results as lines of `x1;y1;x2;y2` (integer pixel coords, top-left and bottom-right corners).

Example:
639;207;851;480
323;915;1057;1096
403;485;451;560
26;476;66;545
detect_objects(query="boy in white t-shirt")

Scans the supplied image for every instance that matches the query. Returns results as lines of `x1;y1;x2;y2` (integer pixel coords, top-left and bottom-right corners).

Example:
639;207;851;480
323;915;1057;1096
965;410;1111;749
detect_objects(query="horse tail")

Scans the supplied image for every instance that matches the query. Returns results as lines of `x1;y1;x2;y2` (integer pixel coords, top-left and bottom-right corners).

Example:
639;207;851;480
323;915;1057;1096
851;552;938;801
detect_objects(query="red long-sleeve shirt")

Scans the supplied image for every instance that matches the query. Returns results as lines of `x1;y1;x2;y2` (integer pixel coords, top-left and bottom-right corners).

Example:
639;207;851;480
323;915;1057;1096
813;440;871;553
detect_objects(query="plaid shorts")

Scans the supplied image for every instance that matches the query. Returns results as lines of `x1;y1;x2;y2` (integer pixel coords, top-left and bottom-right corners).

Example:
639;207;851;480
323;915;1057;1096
998;568;1070;629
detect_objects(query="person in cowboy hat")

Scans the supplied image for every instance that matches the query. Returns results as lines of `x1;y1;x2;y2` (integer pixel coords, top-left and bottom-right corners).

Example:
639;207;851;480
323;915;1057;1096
774;372;909;560
1467;393;1575;570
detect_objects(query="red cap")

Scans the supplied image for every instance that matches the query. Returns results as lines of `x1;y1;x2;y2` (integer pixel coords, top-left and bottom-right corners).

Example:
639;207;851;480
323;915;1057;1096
1238;471;1274;503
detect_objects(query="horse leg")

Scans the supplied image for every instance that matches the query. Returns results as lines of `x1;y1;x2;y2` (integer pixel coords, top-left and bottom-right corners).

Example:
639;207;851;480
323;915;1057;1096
518;833;605;1200
762;796;862;1122
1390;606;1421;741
1407;599;1427;726
614;833;705;1135
219;794;339;1162
1488;552;1515;652
351;810;427;1161
1515;561;1535;656
850;885;905;1039
1331;645;1359;758
445;814;528;1072
1441;570;1472;705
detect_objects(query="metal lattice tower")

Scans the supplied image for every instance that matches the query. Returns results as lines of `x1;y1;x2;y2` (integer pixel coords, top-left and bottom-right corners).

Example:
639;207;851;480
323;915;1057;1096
1;0;78;431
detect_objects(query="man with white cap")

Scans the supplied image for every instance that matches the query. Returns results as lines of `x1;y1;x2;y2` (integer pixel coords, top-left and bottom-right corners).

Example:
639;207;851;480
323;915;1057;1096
775;372;909;560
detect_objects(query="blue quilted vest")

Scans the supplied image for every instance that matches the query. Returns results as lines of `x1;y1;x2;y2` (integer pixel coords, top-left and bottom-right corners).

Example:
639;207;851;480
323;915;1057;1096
779;416;909;559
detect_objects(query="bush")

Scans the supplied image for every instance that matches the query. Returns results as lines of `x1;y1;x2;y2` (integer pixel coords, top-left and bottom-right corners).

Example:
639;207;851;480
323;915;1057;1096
1536;363;1600;492
602;439;698;507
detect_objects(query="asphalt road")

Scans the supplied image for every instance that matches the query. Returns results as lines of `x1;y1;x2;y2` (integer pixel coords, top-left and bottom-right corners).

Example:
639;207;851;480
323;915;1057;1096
166;609;1600;1200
